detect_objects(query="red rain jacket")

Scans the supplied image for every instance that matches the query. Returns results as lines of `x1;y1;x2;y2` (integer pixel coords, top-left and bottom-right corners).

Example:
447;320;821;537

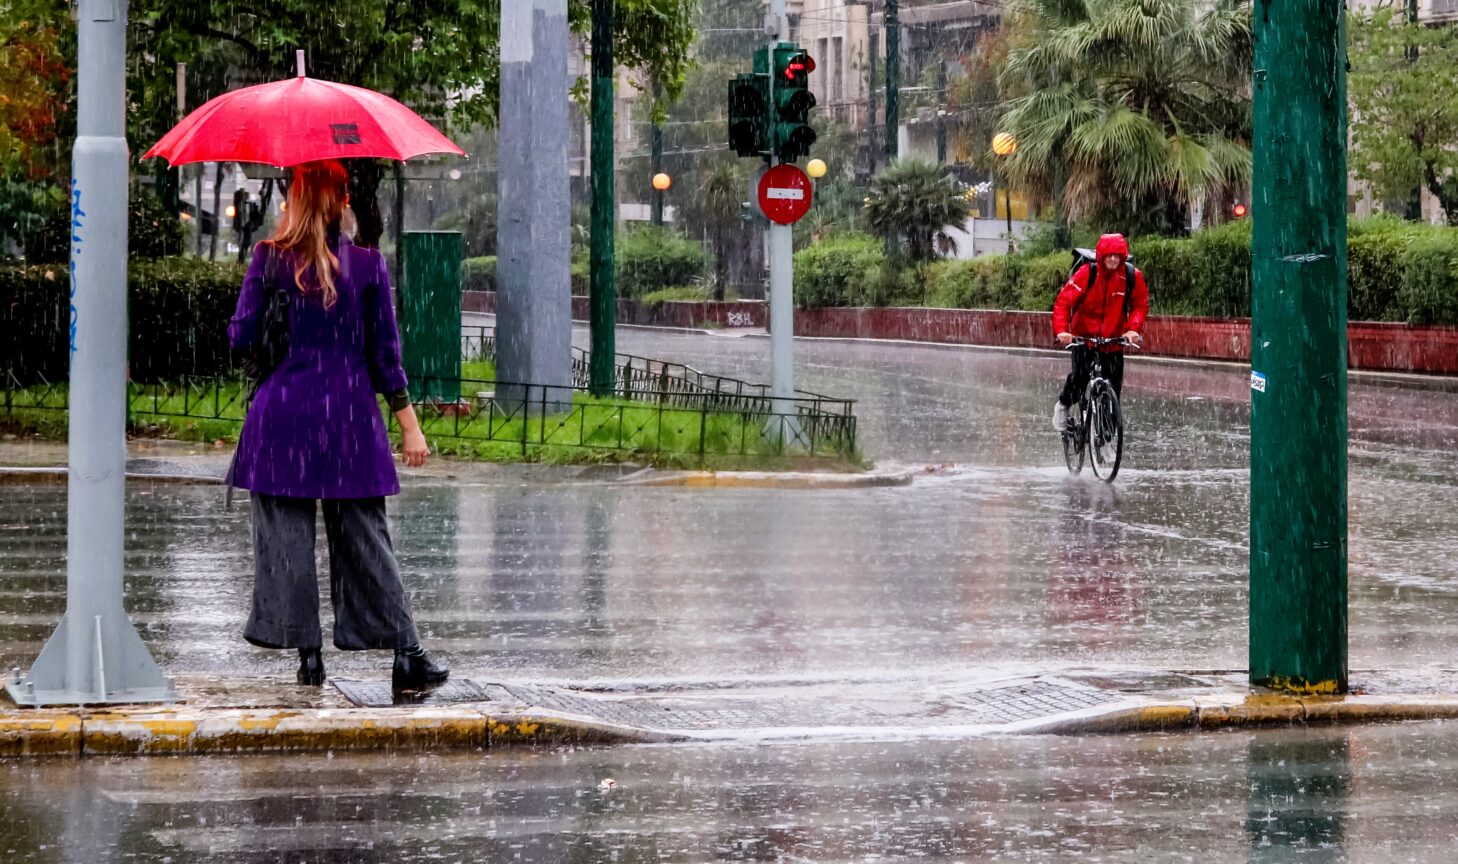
1052;233;1149;353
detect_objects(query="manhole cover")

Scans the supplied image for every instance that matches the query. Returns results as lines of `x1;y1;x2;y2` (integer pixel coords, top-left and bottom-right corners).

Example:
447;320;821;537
332;678;491;707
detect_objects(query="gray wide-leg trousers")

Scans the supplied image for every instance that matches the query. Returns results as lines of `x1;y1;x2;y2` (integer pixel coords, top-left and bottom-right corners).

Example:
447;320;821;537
243;494;420;651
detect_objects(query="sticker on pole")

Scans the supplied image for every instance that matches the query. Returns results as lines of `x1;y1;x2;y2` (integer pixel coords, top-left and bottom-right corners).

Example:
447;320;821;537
1251;371;1267;393
757;164;814;225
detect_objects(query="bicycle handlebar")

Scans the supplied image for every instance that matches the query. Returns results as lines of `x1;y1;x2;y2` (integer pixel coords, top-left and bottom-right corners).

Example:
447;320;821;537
1061;336;1139;350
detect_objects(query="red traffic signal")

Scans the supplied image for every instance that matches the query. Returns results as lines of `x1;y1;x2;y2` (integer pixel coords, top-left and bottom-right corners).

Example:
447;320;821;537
782;52;816;81
1232;202;1248;218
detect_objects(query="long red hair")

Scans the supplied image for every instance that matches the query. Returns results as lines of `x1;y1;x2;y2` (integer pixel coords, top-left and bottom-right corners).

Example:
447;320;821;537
269;160;350;307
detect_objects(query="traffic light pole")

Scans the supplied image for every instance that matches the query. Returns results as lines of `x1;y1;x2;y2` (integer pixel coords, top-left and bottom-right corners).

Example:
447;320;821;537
6;0;175;707
1249;0;1348;694
766;0;796;421
588;0;617;397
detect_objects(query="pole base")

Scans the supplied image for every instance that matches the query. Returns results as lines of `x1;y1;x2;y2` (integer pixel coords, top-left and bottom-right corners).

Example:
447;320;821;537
6;612;178;707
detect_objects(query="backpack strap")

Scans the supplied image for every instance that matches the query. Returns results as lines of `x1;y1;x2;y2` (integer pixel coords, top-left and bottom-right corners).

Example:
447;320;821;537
1068;262;1098;319
1123;261;1136;322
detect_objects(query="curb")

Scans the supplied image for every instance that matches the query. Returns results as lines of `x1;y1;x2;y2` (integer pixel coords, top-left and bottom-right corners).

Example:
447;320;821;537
0;706;671;758
0;467;224;486
7;693;1458;758
621;470;913;490
1033;695;1458;735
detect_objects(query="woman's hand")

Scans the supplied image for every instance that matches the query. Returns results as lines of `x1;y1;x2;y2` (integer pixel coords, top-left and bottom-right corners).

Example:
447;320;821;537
401;428;429;468
394;404;429;468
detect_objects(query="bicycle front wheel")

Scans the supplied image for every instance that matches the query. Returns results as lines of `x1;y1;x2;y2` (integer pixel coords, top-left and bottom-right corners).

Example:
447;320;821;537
1087;382;1124;482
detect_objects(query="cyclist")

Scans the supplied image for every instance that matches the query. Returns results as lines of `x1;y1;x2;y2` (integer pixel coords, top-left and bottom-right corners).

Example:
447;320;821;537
1052;233;1149;432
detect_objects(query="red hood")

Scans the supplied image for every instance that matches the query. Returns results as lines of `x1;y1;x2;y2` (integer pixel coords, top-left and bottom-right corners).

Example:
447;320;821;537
1095;233;1129;261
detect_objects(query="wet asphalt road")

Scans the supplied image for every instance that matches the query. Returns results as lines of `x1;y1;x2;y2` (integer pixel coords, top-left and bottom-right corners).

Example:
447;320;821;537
3;721;1458;862
5;330;1458;861
2;330;1457;683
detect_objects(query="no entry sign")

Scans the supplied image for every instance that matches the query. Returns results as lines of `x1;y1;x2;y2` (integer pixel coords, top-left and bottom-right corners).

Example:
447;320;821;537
757;163;813;225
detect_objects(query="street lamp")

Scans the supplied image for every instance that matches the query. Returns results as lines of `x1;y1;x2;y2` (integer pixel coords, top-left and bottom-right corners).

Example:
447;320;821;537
652;172;672;191
992;132;1018;249
805;159;828;180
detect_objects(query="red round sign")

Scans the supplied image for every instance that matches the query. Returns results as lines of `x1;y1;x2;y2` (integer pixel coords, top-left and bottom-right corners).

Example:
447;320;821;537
757;164;814;225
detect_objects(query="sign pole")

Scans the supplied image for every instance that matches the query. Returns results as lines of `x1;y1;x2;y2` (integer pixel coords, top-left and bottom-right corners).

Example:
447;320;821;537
766;0;795;423
7;0;174;706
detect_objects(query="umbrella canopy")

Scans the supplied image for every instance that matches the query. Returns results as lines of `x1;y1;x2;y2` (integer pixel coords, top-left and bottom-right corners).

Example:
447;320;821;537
143;56;464;168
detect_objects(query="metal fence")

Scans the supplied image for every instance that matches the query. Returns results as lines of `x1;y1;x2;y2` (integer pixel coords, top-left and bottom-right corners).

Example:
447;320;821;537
3;366;858;463
460;325;855;422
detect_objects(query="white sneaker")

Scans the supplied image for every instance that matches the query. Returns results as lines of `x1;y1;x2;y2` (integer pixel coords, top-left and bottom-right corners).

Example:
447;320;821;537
1053;402;1069;432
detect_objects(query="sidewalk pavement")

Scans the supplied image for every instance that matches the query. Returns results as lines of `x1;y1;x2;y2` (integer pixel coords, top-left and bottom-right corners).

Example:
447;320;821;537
5;669;1458;758
0;438;914;490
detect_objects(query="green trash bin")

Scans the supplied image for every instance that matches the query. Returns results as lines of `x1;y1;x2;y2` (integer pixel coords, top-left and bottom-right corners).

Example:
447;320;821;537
400;231;463;403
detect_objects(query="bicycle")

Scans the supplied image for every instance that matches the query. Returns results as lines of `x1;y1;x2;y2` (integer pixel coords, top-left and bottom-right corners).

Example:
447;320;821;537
1060;336;1134;482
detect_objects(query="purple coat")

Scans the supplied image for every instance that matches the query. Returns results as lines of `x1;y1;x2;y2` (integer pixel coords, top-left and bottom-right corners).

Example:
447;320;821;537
228;233;408;499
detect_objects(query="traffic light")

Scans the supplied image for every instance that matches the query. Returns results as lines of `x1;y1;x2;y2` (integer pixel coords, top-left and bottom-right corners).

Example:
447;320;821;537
231;188;247;232
1232;202;1249;219
727;73;768;158
771;44;817;162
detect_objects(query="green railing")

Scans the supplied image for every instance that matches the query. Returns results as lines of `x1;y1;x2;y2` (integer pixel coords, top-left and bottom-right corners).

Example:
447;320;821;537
3;369;858;463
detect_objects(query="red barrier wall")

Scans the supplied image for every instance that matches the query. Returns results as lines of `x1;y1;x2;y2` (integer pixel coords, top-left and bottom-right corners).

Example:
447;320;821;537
793;308;1458;376
463;292;1458;376
464;291;766;330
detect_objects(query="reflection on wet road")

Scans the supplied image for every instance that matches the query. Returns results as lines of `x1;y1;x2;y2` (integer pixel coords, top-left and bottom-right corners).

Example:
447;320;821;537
2;333;1457;682
3;722;1457;862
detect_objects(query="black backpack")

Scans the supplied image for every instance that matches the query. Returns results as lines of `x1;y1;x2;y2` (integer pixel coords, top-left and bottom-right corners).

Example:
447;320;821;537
1065;247;1137;321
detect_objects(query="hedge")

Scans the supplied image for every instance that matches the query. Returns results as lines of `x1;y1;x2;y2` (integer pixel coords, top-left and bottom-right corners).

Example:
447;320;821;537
792;233;886;308
794;218;1458;325
463;256;496;293
1;257;242;383
616;226;707;299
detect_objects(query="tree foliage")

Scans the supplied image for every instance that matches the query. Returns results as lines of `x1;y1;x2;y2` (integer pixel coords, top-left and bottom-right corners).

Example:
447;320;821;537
0;1;73;252
863;159;969;262
1349;8;1458;225
997;0;1252;236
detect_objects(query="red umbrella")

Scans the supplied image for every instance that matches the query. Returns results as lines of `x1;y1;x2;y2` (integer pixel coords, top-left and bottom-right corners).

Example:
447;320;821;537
143;53;464;168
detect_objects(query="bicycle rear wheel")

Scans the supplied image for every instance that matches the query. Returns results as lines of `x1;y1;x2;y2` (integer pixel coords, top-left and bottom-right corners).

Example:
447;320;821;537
1061;411;1085;475
1087;382;1124;482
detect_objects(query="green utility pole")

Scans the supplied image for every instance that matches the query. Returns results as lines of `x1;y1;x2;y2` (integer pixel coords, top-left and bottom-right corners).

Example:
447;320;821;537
883;0;899;163
1404;0;1422;221
883;0;900;257
936;61;947;165
1249;0;1349;695
588;0;616;396
867;33;879;175
650;79;665;228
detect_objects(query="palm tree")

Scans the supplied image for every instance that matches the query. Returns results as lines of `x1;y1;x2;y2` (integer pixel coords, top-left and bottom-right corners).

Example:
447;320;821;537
998;0;1252;236
698;162;743;301
863;159;970;262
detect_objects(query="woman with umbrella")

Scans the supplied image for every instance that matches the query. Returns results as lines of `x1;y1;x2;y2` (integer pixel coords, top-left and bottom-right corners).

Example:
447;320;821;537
146;57;464;689
228;159;448;689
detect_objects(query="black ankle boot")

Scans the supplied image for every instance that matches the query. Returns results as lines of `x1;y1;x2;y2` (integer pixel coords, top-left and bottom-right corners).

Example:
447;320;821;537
392;644;449;690
297;647;325;686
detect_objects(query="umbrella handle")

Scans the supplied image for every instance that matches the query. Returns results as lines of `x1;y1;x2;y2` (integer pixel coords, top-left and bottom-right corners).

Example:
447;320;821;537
296;50;306;79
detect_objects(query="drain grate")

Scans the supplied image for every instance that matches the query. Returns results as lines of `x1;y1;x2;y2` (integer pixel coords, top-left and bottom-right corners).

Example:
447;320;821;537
331;678;491;708
332;677;1126;733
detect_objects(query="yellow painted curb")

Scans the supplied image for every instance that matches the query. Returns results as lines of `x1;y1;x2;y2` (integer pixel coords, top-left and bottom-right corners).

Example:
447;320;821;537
485;713;678;746
82;708;490;755
1194;694;1306;729
0;712;83;756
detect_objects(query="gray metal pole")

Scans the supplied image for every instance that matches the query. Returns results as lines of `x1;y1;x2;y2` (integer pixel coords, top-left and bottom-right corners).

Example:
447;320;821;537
496;0;573;409
766;0;797;428
6;0;173;707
